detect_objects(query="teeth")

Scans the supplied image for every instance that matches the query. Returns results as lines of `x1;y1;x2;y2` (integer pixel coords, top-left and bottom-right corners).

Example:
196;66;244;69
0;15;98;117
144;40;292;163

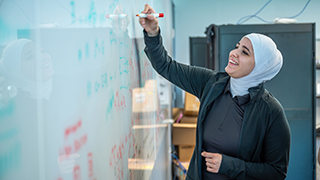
229;59;238;65
42;62;50;68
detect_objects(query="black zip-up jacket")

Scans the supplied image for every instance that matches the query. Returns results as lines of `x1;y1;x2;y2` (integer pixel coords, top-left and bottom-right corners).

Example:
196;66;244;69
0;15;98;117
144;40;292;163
143;29;291;180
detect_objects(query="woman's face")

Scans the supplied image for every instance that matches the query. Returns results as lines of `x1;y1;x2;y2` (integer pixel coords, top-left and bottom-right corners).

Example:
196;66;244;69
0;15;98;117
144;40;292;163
20;42;54;81
225;37;255;78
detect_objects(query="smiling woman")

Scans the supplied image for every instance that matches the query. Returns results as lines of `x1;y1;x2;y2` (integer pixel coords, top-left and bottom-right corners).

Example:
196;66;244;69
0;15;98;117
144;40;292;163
225;37;255;79
0;39;54;100
139;3;290;180
20;41;54;82
228;33;283;98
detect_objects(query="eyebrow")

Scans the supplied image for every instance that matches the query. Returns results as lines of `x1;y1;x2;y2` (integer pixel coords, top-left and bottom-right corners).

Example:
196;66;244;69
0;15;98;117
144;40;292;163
237;42;251;54
23;50;33;60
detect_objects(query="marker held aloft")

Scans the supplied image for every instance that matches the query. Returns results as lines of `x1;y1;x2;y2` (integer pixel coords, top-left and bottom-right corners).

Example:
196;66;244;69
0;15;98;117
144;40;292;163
136;13;164;18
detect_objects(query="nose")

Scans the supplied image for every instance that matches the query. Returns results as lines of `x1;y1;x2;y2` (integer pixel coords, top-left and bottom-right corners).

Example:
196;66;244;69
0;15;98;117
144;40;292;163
230;49;239;58
42;52;51;62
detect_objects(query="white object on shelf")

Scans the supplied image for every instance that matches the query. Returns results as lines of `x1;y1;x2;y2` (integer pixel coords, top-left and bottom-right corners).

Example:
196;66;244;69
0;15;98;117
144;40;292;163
273;18;297;24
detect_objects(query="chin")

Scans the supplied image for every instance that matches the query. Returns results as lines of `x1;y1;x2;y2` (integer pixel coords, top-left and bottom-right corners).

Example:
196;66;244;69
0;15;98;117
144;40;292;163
41;70;54;81
225;66;233;76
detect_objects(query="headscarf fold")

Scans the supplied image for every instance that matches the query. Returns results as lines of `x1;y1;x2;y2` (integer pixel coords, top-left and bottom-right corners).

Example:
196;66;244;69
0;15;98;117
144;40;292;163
230;33;283;97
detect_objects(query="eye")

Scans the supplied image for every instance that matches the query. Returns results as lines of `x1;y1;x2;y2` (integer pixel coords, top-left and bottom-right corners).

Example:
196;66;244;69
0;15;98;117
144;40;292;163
242;50;249;56
24;51;34;61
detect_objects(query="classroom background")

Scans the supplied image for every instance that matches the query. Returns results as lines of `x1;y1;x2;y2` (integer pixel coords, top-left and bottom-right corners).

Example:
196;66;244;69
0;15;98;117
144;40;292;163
0;0;320;179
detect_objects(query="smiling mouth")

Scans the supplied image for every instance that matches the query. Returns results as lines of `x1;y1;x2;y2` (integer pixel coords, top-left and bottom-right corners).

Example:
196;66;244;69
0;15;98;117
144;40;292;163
229;59;239;65
42;62;51;68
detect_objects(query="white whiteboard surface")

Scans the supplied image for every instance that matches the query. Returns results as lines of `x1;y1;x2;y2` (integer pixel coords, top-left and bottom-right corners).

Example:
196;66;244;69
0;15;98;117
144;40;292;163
0;0;173;179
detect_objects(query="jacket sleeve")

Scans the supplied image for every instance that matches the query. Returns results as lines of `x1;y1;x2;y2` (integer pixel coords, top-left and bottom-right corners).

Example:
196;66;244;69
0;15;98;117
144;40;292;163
143;29;215;98
218;105;291;180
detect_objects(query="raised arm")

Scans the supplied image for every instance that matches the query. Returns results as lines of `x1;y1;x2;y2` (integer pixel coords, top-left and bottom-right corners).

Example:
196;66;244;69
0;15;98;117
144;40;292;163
138;4;217;98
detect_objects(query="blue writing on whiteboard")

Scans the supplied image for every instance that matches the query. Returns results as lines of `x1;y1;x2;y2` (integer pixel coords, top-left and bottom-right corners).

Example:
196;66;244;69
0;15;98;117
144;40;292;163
88;0;97;25
101;73;107;88
87;81;92;97
85;43;90;58
95;82;100;92
106;90;114;121
94;39;98;58
0;142;21;177
78;49;82;61
0;100;15;119
70;1;76;23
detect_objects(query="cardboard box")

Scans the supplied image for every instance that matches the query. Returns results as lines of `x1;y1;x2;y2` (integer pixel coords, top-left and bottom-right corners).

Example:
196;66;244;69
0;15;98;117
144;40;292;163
172;108;184;122
184;92;200;116
178;145;195;162
180;116;197;124
172;123;196;146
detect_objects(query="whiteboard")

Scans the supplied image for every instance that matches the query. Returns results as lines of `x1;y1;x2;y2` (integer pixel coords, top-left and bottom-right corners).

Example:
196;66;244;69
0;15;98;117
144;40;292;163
0;0;173;180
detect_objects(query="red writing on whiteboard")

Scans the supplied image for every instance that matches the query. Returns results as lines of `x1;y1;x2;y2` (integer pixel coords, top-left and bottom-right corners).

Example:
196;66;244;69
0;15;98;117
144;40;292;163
74;134;87;152
65;120;82;139
88;152;96;180
114;91;126;111
60;134;87;156
73;165;81;180
108;123;139;179
109;139;124;180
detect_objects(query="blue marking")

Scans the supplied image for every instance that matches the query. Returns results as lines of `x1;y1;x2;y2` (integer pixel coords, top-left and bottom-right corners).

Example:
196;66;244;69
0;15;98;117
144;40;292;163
120;42;128;47
88;0;97;25
95;82;100;92
87;81;92;97
94;39;98;58
101;73;107;88
110;39;116;44
109;4;116;10
70;1;76;23
0;142;21;177
120;70;128;75
78;49;82;61
0;100;15;119
119;56;128;61
106;90;114;121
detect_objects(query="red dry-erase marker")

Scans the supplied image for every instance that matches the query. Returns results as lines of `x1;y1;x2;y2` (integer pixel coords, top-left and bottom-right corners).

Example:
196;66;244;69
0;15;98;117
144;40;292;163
136;13;164;18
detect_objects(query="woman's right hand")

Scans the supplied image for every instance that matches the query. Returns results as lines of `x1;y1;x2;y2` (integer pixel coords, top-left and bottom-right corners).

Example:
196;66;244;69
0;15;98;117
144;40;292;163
138;4;159;37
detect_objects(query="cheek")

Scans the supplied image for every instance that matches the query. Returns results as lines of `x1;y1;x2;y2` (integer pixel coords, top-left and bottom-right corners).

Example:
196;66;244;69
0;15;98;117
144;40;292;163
249;58;255;71
21;60;37;80
243;59;255;75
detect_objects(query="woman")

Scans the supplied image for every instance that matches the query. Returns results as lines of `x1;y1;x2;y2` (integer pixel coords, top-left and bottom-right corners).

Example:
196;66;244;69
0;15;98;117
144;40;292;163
0;38;54;100
139;4;290;180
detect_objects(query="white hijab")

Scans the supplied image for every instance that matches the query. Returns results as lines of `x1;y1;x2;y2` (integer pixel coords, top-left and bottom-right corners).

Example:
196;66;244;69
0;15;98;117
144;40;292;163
0;39;53;100
230;33;283;97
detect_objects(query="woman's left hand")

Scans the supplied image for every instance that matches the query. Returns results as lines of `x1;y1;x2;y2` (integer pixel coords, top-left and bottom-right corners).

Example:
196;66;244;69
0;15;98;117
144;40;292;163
201;151;222;173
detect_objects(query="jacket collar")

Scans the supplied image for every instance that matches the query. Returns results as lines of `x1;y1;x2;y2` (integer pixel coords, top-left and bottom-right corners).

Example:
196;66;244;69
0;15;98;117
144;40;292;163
248;82;265;102
217;72;265;103
215;72;230;84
